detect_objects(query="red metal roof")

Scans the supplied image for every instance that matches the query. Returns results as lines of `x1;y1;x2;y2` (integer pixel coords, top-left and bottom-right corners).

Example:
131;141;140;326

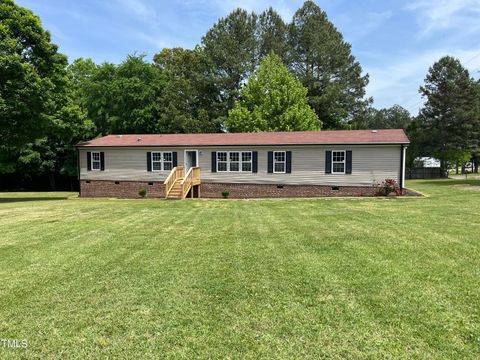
77;129;409;147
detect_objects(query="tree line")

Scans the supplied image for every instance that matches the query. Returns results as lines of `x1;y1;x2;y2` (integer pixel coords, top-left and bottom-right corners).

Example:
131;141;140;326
1;0;479;189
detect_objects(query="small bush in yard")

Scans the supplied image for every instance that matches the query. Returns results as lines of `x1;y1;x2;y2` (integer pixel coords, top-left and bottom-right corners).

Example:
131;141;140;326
138;188;147;198
374;178;402;196
222;190;230;199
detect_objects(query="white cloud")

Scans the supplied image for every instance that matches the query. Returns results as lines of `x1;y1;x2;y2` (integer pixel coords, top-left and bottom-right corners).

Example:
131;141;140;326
366;48;480;114
343;11;393;41
406;0;480;36
114;0;157;22
129;30;170;49
184;0;301;21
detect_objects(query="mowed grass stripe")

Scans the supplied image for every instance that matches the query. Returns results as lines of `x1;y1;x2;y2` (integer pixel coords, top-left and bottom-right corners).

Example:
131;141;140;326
0;180;479;358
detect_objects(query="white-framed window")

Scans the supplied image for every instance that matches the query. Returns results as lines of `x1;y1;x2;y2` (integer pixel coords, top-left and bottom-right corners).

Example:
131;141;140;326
217;152;228;172
273;151;286;173
242;151;252;172
91;151;101;171
217;151;252;172
229;152;240;172
163;152;173;171
332;150;346;174
152;151;173;171
152;152;162;171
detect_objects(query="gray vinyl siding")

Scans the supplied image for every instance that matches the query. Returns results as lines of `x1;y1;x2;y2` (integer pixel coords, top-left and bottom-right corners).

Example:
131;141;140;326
79;147;184;182
79;145;402;186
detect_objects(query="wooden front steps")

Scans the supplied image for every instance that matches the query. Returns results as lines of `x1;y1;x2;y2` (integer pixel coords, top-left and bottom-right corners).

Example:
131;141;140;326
166;178;184;199
164;166;201;199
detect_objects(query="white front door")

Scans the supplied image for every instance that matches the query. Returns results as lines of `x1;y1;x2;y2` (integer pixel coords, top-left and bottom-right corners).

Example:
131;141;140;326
184;150;198;172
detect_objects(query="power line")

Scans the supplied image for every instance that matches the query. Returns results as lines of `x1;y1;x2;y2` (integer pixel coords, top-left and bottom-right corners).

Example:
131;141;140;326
402;51;480;114
463;51;480;66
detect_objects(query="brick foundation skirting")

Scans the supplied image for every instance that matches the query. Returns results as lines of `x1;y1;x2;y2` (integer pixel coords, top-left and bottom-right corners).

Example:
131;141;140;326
200;182;377;198
79;180;379;199
80;180;165;198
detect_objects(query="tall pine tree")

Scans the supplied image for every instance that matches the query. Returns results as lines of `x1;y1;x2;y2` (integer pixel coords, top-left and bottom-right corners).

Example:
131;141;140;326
288;1;369;129
418;56;480;170
256;8;288;63
202;9;258;115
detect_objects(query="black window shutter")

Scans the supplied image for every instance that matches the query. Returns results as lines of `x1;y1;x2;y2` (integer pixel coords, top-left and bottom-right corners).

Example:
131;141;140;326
172;152;177;167
87;152;92;171
325;150;332;174
286;151;292;173
252;151;258;173
100;152;105;171
211;151;217;172
147;152;152;171
267;151;273;173
346;150;352;174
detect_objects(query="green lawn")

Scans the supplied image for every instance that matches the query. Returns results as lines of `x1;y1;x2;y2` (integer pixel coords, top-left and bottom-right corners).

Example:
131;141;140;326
1;180;479;359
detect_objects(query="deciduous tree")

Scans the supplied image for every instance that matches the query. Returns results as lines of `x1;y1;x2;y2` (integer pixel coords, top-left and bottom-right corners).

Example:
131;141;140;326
350;105;412;130
154;47;221;133
226;54;320;132
69;55;166;135
0;0;70;172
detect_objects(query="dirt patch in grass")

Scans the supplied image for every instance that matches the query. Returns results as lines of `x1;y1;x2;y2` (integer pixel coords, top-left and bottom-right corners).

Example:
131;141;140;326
403;188;423;196
455;185;480;191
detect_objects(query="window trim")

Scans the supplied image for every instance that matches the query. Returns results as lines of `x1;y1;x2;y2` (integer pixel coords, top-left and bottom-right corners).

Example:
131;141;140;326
331;150;346;175
151;151;173;172
241;151;252;172
229;151;240;172
273;151;286;174
216;151;253;173
184;149;199;169
151;151;163;172
91;151;101;171
217;151;228;173
163;151;173;171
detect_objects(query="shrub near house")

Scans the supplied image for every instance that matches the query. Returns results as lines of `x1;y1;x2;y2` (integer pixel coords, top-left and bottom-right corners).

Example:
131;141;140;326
374;179;402;196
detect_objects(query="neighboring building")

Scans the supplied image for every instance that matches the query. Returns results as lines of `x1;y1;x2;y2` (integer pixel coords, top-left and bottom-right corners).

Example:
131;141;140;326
76;129;409;199
415;157;441;168
406;157;445;179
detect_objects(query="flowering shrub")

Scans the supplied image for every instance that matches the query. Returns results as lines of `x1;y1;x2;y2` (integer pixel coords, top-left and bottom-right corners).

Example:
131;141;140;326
374;178;402;196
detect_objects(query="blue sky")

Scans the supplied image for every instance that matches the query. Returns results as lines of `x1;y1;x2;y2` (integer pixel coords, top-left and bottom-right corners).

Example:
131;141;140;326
17;0;480;114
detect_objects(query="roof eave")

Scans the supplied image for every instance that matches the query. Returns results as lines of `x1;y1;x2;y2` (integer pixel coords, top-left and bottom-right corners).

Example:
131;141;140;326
76;141;410;147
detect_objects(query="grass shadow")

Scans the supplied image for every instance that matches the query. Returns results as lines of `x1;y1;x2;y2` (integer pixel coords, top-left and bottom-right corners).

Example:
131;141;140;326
410;179;480;187
0;197;69;204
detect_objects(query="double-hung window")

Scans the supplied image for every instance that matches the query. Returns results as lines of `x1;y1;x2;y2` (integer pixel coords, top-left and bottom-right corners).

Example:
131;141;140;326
229;152;240;172
217;151;252;172
91;151;101;171
163;152;173;171
217;152;228;172
332;150;346;174
273;151;286;173
152;152;162;171
152;151;172;171
242;152;252;172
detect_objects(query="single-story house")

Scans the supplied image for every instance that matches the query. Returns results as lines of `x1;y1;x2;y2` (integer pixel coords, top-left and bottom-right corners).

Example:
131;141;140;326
76;129;409;199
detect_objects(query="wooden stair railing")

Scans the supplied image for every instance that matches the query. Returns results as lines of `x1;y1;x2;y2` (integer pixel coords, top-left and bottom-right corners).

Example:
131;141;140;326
164;166;184;198
180;167;201;199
